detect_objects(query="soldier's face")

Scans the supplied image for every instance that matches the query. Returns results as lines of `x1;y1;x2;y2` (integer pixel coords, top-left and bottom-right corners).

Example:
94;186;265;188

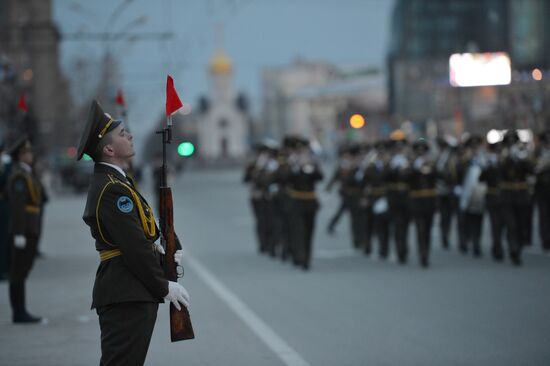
108;123;134;160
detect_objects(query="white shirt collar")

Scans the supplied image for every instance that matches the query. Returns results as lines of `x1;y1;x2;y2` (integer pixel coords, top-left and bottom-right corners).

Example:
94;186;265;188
98;162;126;178
19;162;32;173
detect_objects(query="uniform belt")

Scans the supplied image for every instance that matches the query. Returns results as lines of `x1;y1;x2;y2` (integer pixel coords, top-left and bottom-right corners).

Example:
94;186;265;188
387;183;409;191
410;189;437;198
487;187;500;195
25;205;40;214
99;249;122;261
370;187;387;196
343;187;362;195
499;182;528;190
287;188;317;200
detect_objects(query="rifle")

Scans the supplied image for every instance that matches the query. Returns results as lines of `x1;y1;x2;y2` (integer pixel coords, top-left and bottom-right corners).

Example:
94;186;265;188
158;114;195;342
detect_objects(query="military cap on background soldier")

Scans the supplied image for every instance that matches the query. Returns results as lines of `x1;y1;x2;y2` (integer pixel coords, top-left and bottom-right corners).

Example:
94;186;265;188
502;129;520;146
412;139;430;153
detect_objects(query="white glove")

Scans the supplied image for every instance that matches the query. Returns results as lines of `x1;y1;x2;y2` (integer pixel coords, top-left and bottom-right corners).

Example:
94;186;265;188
174;249;183;265
14;235;26;249
164;281;190;311
153;242;165;255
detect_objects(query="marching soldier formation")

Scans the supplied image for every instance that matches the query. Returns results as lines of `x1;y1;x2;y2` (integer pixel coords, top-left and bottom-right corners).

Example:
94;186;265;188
244;129;550;270
243;136;323;270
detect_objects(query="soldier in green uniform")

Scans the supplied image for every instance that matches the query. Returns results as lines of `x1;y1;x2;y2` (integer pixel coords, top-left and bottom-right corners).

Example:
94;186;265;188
499;130;533;265
535;130;550;251
77;100;190;365
6;136;44;323
0;144;12;281
285;137;323;270
325;145;356;236
480;141;504;261
386;139;411;263
408;140;438;268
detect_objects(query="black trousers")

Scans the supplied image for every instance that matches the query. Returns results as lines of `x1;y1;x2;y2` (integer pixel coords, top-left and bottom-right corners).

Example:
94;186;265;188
413;211;434;264
502;202;527;261
487;204;504;258
390;206;409;262
9;235;39;282
348;200;365;249
363;207;374;255
538;197;550;250
439;194;455;248
97;302;159;366
374;213;390;258
464;212;483;254
327;197;348;232
289;201;318;268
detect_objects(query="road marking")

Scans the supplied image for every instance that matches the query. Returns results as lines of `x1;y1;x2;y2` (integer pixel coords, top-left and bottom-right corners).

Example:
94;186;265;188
186;253;311;366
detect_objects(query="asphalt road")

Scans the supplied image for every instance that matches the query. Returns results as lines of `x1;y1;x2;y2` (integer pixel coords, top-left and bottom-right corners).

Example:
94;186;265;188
1;167;549;366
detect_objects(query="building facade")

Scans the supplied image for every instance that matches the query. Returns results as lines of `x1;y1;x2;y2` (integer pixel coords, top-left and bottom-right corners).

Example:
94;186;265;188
388;0;550;134
0;0;72;154
196;49;248;160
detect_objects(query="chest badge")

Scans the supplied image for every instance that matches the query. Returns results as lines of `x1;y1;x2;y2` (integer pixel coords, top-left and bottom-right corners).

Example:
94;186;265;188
117;196;134;213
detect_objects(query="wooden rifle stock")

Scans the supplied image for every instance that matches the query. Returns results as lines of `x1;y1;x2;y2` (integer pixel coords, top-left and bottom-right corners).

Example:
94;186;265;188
160;186;195;342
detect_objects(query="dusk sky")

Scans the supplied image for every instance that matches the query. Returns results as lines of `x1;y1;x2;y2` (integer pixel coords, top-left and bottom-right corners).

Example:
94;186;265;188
54;0;394;149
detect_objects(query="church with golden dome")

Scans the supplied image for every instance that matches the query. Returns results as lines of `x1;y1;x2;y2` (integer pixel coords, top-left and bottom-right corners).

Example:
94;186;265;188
197;48;249;160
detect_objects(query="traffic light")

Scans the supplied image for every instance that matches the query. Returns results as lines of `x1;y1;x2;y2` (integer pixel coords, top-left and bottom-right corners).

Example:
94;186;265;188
177;142;195;157
349;114;365;129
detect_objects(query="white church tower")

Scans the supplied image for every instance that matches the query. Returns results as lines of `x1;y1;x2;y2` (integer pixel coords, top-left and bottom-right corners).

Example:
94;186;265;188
198;49;247;160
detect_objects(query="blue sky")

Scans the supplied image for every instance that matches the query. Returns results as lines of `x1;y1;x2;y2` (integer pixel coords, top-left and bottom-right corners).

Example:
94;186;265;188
54;0;394;144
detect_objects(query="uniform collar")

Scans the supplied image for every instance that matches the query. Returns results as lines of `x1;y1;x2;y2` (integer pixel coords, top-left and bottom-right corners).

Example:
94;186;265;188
95;162;127;181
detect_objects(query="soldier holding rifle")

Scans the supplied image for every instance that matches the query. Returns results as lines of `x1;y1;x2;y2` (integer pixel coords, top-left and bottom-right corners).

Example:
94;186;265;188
78;99;191;365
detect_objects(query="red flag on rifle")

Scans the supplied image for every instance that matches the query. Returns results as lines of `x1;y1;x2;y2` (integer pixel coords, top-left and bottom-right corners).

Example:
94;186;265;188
165;75;183;117
18;93;28;113
115;89;126;108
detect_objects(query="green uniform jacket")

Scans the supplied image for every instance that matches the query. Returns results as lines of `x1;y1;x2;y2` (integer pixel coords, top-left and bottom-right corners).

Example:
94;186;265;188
83;163;168;309
8;164;43;238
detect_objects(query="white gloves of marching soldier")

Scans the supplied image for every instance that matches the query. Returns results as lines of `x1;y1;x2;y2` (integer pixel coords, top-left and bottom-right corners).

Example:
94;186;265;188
14;235;26;249
164;281;190;310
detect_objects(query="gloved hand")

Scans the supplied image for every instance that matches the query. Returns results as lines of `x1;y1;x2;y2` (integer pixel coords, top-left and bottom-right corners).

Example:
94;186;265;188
14;235;26;249
164;281;190;311
174;249;183;265
153;242;165;255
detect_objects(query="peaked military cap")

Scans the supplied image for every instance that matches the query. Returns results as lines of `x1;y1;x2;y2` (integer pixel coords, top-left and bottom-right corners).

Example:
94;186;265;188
412;139;429;153
7;134;31;160
77;100;122;161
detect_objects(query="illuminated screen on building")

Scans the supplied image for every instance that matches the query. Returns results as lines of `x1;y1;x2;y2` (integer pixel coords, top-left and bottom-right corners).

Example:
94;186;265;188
449;52;512;87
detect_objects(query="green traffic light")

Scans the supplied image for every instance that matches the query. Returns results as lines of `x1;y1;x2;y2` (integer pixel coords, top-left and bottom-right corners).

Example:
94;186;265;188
177;142;195;157
82;154;92;161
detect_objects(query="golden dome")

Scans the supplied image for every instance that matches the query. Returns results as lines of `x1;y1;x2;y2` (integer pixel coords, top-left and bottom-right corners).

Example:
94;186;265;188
209;49;232;75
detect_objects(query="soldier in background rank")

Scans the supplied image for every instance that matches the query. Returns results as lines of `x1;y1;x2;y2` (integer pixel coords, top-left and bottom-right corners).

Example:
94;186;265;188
534;130;550;251
0;144;12;281
285;137;323;270
499;130;533;265
408;140;438;268
386;138;410;264
7;136;44;323
77;100;190;365
325;145;356;236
